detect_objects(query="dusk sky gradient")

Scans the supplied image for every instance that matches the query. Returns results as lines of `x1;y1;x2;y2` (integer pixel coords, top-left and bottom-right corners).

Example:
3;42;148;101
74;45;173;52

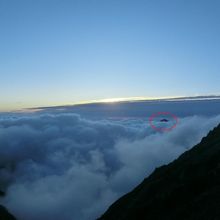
0;0;220;110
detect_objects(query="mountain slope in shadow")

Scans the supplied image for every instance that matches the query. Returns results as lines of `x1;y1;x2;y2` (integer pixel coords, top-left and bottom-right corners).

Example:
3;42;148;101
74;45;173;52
98;124;220;220
0;205;16;220
0;188;16;219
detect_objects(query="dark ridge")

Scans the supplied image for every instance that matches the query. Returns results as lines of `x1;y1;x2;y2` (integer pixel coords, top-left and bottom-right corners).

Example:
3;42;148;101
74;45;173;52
0;189;16;219
160;118;169;122
98;124;220;220
0;205;16;220
0;190;5;197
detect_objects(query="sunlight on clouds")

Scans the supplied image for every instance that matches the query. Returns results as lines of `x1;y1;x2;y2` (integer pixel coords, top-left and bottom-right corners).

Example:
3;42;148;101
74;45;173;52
72;96;181;105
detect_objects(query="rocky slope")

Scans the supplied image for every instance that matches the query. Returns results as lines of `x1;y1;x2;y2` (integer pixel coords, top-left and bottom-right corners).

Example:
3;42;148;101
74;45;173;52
0;205;16;220
98;124;220;220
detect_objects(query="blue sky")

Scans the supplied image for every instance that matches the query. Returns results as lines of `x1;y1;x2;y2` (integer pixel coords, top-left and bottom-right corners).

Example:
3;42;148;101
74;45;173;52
0;0;220;110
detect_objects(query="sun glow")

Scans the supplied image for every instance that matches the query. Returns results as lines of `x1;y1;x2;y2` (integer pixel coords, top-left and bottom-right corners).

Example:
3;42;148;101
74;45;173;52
2;95;209;112
96;97;147;103
73;96;181;105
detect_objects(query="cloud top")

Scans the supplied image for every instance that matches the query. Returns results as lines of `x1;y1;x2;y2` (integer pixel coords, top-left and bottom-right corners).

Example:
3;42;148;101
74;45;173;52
0;113;219;220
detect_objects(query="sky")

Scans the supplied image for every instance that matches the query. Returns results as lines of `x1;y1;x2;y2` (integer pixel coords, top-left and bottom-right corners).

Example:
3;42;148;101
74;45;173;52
0;0;220;111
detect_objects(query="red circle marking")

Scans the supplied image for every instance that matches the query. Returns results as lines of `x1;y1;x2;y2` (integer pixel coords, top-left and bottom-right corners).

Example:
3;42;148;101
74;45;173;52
149;112;178;132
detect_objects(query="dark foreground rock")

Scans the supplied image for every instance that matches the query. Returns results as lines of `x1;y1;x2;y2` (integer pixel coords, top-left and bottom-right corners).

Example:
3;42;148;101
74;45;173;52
98;124;220;220
0;205;16;220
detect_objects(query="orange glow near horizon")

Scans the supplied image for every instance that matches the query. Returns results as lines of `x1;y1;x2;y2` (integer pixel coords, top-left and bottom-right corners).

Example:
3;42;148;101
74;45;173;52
1;95;218;112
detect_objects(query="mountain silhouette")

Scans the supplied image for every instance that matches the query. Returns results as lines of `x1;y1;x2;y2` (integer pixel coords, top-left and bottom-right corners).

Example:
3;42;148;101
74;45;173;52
0;205;16;220
98;123;220;220
0;190;16;219
160;118;169;122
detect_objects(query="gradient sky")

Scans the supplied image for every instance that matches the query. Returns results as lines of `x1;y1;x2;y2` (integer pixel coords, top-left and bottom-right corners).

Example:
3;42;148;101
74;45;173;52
0;0;220;110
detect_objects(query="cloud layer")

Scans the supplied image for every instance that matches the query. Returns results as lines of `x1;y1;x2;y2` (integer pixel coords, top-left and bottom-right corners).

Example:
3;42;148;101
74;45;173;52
0;113;220;220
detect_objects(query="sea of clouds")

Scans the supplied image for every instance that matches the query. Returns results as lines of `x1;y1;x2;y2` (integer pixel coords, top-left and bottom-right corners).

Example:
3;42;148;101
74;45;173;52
0;112;220;220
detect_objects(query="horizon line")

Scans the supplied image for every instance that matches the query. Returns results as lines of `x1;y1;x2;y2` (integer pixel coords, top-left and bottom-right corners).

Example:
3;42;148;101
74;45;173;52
5;94;219;113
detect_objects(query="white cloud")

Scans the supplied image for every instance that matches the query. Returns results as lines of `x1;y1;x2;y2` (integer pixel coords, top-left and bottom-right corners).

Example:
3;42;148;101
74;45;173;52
0;113;219;220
